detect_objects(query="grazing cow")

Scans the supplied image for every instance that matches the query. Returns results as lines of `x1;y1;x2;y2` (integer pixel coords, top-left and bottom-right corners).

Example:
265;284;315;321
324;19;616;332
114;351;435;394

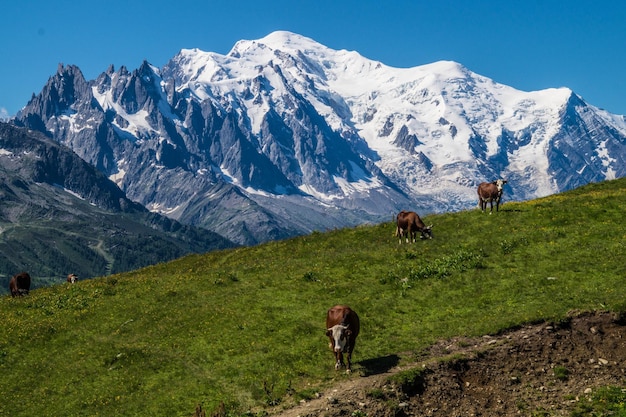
395;210;433;243
326;305;360;373
477;179;507;214
9;272;31;297
67;274;78;284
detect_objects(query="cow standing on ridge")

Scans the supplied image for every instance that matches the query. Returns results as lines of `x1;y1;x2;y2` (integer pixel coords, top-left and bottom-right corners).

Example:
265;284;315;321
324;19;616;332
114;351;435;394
326;305;360;373
9;272;31;297
477;179;507;213
396;211;433;243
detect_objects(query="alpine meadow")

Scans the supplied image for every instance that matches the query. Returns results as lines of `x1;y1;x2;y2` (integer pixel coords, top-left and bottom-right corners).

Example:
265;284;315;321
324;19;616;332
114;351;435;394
2;178;626;416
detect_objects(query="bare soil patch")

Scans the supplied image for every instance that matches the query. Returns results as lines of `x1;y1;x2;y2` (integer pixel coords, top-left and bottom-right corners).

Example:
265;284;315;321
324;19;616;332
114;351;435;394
270;310;626;417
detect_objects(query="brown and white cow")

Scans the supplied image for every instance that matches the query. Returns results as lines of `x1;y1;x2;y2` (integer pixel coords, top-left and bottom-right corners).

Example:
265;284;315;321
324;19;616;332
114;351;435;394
67;274;78;284
395;210;433;243
326;305;360;373
477;179;507;214
9;272;31;297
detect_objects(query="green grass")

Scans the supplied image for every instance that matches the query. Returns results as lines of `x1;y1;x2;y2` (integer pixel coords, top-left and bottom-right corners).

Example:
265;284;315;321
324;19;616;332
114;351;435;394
3;178;626;416
571;386;626;416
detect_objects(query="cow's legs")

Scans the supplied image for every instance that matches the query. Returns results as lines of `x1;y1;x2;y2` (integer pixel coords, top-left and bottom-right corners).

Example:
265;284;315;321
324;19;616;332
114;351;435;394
334;351;344;370
345;349;353;373
396;226;406;244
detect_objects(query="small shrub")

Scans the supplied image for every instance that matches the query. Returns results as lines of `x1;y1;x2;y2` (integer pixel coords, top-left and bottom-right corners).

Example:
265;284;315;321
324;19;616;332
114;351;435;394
399;277;411;297
103;286;117;296
262;380;281;406
500;237;529;255
408;250;484;280
208;401;226;417
404;251;418;260
530;408;549;417
296;388;319;401
302;271;318;282
366;388;386;400
515;400;528;411
379;271;398;285
553;365;569;381
571;386;626;416
192;403;206;417
387;367;429;396
500;239;515;255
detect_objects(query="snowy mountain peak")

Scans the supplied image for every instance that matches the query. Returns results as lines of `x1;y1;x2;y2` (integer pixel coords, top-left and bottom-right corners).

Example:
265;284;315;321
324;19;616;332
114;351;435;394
231;31;332;57
13;31;626;245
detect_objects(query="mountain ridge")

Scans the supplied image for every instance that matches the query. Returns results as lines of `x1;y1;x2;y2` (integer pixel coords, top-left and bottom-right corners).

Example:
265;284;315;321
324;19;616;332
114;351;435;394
0;122;234;291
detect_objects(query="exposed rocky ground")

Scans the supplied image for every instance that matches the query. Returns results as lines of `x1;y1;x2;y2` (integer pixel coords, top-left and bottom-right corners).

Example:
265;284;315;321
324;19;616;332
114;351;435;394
270;310;626;417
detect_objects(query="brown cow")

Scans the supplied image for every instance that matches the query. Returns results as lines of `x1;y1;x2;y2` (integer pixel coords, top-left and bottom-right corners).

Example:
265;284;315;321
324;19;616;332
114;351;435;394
9;272;31;297
326;305;360;373
477;179;507;213
395;210;433;243
67;274;78;284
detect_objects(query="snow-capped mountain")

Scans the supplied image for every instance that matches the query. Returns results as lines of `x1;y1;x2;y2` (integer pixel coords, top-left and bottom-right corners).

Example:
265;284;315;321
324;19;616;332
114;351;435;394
13;31;626;244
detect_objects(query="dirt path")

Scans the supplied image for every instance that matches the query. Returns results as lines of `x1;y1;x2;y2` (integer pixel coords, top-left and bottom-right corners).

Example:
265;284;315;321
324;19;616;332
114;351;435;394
90;239;114;275
268;310;626;417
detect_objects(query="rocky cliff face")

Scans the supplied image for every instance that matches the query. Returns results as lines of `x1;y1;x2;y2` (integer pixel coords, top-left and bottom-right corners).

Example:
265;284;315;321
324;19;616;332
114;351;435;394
13;32;626;244
0;122;234;287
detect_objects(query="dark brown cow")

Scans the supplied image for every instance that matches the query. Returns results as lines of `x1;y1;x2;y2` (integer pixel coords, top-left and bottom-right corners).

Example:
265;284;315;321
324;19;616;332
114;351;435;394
9;272;31;297
395;210;433;243
67;274;78;284
477;179;507;213
326;305;360;373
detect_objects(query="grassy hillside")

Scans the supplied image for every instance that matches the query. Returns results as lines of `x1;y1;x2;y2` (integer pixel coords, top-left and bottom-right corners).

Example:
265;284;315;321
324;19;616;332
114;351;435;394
2;178;626;416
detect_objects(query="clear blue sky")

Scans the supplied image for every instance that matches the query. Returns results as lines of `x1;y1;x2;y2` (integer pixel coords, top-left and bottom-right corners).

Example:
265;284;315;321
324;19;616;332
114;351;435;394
1;0;625;118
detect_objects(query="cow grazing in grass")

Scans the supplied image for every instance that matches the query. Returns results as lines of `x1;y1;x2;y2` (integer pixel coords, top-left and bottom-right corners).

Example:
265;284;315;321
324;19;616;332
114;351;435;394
326;305;360;373
395;210;433;243
9;272;31;297
67;274;78;284
477;179;507;213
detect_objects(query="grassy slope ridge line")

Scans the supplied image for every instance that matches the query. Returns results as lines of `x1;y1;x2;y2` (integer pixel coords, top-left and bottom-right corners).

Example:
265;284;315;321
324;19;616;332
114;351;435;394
2;179;626;416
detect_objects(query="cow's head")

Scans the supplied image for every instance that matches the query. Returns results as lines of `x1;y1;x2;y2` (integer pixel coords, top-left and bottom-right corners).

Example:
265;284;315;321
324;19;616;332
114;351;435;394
326;324;352;352
493;179;507;192
420;225;434;239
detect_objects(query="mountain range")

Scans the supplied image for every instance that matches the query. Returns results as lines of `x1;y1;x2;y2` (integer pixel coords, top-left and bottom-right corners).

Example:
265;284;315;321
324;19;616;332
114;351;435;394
11;31;626;245
0;122;234;292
